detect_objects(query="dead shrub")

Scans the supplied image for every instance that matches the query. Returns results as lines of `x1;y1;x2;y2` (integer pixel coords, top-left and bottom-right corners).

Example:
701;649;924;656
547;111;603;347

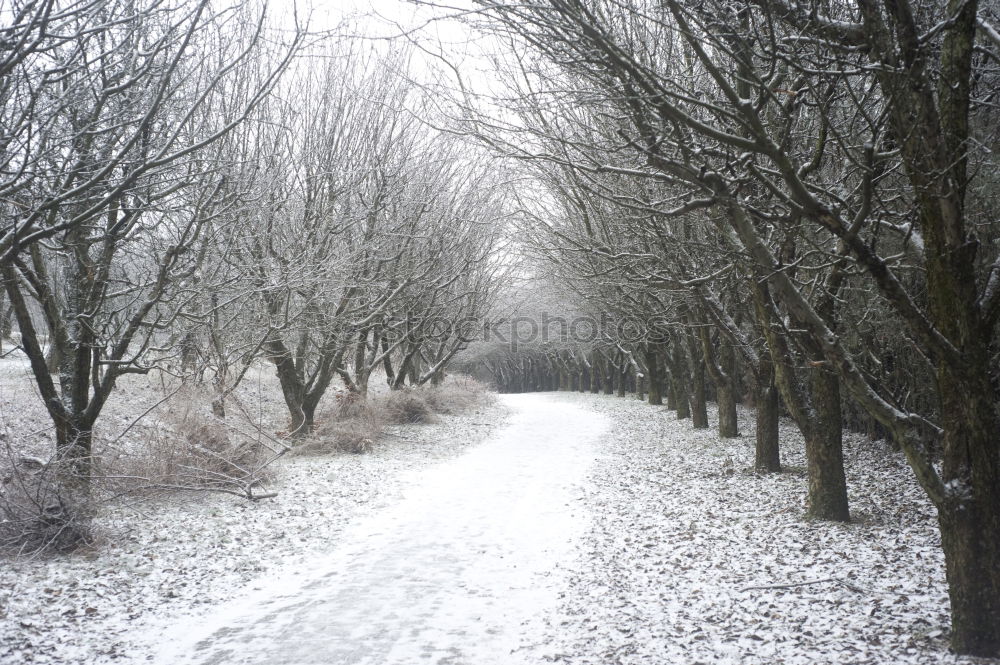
298;392;383;455
333;390;373;420
0;452;93;555
299;418;379;455
374;389;438;424
420;376;494;415
103;386;275;496
292;377;495;457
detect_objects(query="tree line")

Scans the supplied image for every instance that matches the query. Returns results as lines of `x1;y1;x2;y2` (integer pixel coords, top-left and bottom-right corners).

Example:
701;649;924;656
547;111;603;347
5;0;1000;656
0;0;508;542
436;0;1000;656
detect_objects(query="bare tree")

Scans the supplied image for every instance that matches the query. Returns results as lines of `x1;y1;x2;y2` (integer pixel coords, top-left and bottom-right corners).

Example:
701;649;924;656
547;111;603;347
0;0;301;510
424;0;1000;652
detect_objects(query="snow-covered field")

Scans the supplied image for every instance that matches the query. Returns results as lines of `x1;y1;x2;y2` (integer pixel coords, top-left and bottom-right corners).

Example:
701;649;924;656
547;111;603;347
1;380;996;665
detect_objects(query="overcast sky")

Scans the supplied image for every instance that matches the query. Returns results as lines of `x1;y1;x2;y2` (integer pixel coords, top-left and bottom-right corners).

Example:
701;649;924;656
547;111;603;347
264;0;468;40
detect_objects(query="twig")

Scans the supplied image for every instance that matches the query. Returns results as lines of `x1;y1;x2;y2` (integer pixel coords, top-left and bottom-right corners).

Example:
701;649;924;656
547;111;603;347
99;477;278;502
107;384;183;448
741;577;863;593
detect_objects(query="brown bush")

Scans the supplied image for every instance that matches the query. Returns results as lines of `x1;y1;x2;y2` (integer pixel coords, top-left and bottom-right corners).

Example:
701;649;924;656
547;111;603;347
374;389;438;424
0;452;92;555
299;392;383;455
333;390;373;420
294;376;495;457
420;376;494;415
102;386;275;496
0;385;283;555
298;418;379;455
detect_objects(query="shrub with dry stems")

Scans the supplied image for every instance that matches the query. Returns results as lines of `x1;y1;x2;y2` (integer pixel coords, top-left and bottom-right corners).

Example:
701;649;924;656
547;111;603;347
101;386;280;499
420;376;495;415
297;375;495;457
294;391;383;455
0;447;93;555
375;389;438;425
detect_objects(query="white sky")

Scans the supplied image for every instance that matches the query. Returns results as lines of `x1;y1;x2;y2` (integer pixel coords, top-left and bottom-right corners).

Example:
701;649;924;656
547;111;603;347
263;0;497;93
264;0;475;44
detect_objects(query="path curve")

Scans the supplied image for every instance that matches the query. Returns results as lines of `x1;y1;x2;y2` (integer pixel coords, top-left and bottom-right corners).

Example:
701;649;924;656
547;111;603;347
155;394;607;665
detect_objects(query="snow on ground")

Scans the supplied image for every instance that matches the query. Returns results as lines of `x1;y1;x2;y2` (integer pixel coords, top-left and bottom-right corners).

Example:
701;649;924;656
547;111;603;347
531;392;990;665
150;394;606;665
0;356;510;664
2;379;998;665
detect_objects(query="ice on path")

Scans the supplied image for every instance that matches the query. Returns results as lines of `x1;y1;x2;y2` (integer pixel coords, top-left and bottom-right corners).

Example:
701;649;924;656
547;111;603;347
154;394;607;665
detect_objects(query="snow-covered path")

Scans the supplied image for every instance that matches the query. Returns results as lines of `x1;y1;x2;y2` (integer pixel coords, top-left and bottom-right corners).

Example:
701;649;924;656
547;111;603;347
154;394;607;665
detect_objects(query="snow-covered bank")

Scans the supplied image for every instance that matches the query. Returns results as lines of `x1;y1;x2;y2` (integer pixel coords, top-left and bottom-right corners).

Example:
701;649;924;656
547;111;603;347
532;393;990;665
0;398;510;665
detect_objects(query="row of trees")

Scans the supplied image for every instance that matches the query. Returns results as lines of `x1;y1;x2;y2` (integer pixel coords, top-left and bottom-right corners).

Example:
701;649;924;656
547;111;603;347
1;1;508;529
435;0;1000;655
474;318;776;467
180;41;510;435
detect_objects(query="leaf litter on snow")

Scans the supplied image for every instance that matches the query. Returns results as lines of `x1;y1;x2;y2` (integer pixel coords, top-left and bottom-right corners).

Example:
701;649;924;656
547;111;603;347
527;393;993;665
3;377;997;665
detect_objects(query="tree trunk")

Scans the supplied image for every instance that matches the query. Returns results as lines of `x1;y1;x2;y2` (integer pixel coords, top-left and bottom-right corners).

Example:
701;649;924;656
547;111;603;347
211;397;226;419
51;416;94;544
701;326;739;438
267;340;311;437
684;335;708;428
936;365;1000;655
754;362;781;473
752;279;848;521
55;417;93;488
293;402;316;436
690;365;708;427
0;305;10;340
804;366;849;521
407;355;421;386
180;330;198;375
665;371;677;409
644;346;662;405
670;344;691;419
45;342;60;375
603;356;614;394
939;497;1000;656
717;342;739;438
0;291;7;353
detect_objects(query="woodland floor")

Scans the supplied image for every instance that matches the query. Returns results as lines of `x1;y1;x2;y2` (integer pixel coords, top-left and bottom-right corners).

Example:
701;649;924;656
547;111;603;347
1;381;998;665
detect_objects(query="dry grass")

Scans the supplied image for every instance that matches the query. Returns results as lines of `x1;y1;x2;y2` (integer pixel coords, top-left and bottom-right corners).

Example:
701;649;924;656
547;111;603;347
419;376;495;415
300;393;383;455
376;389;438;424
297;375;494;457
0;362;308;556
0;374;496;554
98;385;282;501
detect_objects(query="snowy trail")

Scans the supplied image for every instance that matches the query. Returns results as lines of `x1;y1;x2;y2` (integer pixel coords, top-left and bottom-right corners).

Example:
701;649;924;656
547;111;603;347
153;394;607;665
